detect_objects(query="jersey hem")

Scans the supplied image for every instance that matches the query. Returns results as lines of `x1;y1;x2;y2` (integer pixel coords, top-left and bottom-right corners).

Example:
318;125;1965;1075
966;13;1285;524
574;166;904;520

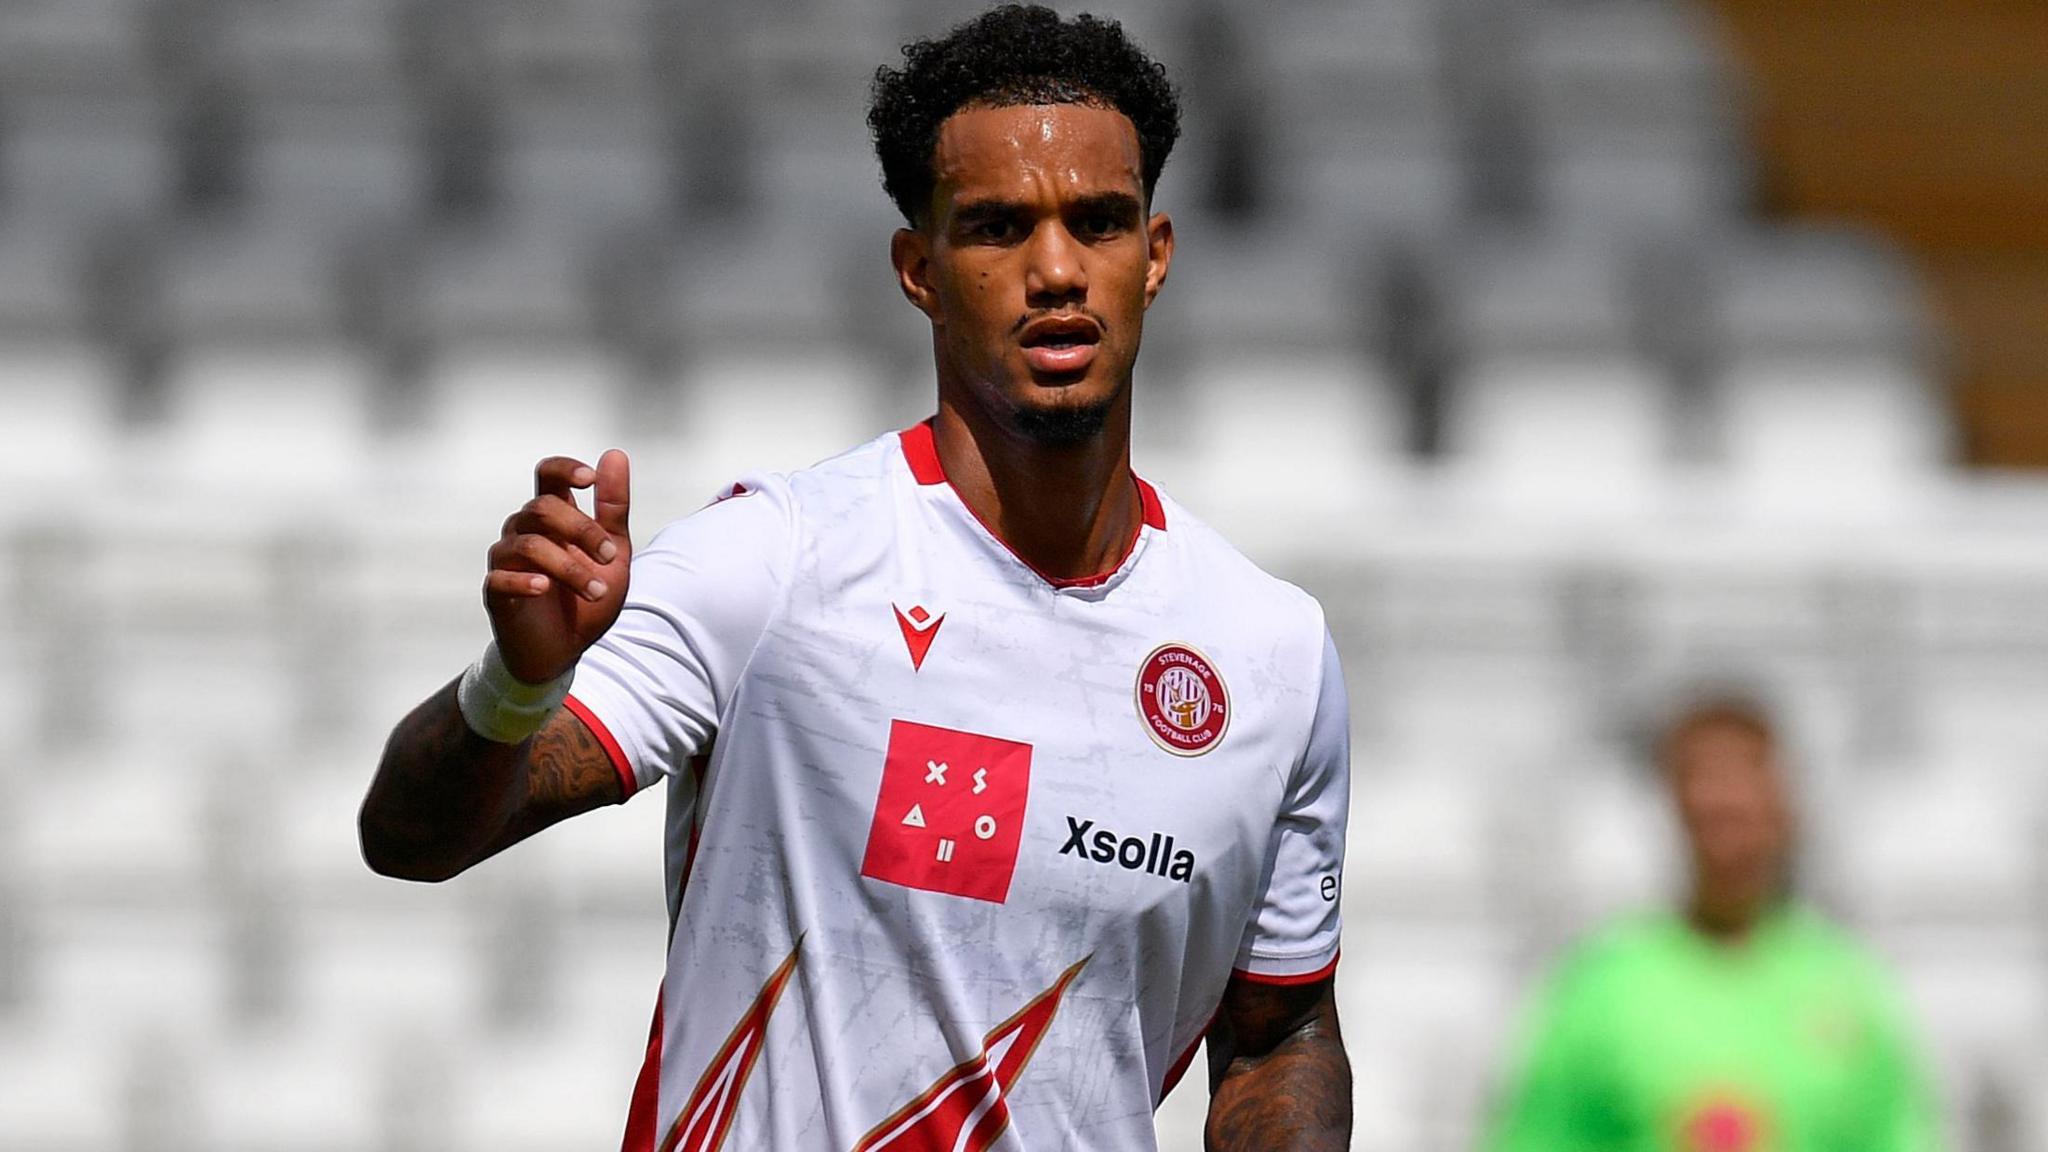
1159;1016;1214;1103
1231;951;1340;987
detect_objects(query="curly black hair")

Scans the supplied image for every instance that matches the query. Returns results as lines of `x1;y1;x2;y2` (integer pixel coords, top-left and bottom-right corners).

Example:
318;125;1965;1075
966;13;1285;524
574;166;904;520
868;4;1181;226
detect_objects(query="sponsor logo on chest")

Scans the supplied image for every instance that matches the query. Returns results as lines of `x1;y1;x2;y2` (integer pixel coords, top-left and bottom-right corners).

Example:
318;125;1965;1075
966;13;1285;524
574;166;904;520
1059;816;1195;883
861;720;1033;903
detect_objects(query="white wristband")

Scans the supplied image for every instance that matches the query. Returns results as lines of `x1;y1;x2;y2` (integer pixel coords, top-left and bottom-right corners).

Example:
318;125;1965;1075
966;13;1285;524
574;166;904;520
457;642;574;744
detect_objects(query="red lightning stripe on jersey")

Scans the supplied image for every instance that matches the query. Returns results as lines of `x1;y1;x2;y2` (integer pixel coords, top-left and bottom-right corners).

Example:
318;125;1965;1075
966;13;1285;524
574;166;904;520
658;941;803;1152
851;956;1089;1152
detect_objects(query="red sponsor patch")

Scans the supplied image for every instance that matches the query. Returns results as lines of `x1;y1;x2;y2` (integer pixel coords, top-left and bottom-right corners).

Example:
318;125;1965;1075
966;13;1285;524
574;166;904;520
1135;643;1229;757
861;720;1033;903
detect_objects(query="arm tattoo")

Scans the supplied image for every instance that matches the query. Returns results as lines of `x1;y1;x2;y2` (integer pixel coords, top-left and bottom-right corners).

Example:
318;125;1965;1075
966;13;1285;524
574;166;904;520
1204;977;1351;1152
360;679;622;880
485;711;624;852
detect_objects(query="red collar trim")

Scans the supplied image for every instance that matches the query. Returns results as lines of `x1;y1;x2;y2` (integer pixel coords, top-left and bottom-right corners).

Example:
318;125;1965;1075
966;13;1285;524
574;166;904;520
900;418;948;485
1134;474;1166;533
896;419;1167;589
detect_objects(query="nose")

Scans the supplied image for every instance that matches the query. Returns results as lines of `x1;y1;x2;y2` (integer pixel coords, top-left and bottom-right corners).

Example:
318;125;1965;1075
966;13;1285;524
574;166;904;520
1024;220;1088;308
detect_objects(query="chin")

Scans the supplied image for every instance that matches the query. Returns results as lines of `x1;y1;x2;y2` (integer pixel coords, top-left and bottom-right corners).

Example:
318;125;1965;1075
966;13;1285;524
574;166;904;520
1009;394;1113;447
1004;376;1121;447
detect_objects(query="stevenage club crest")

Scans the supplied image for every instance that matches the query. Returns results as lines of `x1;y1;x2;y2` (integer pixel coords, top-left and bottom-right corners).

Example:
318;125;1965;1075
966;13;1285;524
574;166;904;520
1135;643;1229;757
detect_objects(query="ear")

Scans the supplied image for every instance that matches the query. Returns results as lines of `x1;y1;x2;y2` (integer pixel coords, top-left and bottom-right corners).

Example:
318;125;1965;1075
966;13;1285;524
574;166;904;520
1142;211;1175;309
891;227;941;322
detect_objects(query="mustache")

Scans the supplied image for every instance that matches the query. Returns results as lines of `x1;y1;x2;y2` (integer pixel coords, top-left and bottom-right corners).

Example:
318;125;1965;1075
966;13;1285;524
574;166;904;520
1009;308;1109;337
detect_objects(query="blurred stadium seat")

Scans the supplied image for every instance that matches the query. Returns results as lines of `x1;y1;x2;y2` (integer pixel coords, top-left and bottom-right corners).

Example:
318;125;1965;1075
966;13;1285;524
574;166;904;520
1518;1;1748;234
0;222;96;337
0;1032;123;1151
1345;769;1504;925
1166;350;1408;535
444;1024;644;1152
0;339;123;489
1;93;173;221
0;1;2038;1149
662;350;897;492
192;1025;386;1152
405;338;629;502
1256;1;1462;237
1442;354;1676;516
146;341;378;497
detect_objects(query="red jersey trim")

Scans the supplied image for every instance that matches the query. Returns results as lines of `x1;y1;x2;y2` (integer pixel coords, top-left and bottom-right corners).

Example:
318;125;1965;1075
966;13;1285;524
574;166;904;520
1158;1017;1212;1103
1230;953;1340;988
1134;475;1167;532
563;694;638;801
900;419;948;484
620;991;664;1152
896;419;1166;590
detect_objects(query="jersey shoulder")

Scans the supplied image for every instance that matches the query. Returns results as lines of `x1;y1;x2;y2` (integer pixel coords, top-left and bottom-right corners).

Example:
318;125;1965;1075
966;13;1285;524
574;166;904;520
644;427;904;541
769;426;916;525
1550;912;1686;992
1772;904;1905;990
1149;485;1331;638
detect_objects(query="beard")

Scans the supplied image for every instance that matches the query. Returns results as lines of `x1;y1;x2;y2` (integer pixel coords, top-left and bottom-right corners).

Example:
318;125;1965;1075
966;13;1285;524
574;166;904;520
1009;391;1117;447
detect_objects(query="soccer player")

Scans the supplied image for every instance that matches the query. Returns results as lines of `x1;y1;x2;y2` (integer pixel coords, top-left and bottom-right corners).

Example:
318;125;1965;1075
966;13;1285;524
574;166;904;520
358;7;1352;1150
1483;697;1944;1152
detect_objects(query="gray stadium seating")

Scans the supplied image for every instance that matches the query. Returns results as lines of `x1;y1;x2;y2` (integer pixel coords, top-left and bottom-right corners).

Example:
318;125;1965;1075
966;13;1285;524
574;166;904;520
0;2;2033;1150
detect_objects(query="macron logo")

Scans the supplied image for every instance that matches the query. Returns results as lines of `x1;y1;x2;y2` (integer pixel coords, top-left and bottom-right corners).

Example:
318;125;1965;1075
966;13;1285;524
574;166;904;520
893;603;945;672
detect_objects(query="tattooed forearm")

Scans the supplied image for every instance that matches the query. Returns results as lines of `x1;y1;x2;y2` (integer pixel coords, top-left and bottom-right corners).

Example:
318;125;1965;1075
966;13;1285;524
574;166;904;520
478;711;622;857
359;679;620;881
359;678;526;881
526;711;613;810
1204;978;1351;1152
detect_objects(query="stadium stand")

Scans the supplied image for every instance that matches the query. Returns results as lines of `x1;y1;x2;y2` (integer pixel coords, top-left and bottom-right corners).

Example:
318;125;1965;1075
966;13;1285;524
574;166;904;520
0;1;2041;1150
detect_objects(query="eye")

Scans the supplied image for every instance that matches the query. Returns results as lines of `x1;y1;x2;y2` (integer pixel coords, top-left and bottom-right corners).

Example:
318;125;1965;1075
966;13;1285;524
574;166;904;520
1078;213;1122;239
971;218;1019;242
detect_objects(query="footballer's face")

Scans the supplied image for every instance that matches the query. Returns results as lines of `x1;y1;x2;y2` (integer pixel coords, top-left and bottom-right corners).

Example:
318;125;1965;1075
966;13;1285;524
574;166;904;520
1669;721;1793;914
892;102;1173;446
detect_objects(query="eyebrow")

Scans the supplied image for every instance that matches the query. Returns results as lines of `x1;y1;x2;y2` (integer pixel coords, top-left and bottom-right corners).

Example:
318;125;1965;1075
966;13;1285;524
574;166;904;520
951;198;1031;230
950;190;1145;229
1068;191;1143;222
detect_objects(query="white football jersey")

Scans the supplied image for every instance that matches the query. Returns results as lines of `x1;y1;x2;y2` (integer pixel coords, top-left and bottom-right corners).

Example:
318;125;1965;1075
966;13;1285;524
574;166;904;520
569;421;1349;1152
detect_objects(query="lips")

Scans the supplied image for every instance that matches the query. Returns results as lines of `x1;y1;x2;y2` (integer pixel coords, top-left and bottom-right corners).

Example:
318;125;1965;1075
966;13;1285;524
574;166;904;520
1019;314;1101;376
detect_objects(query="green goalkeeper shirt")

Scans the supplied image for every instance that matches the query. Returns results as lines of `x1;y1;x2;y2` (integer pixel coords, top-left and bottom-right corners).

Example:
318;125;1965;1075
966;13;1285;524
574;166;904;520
1485;904;1944;1152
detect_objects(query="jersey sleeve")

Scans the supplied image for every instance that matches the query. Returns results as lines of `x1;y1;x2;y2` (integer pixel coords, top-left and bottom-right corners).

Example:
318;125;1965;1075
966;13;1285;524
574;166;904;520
1232;627;1350;982
563;475;797;799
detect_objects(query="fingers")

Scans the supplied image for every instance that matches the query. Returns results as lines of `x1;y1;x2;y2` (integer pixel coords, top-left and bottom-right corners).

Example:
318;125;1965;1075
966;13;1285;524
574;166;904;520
496;451;627;607
489;531;610;602
593;449;631;538
485;568;552;599
534;455;596;502
503;494;617;565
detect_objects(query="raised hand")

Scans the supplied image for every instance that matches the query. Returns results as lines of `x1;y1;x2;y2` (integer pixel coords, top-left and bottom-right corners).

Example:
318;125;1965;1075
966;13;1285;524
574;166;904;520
483;449;632;684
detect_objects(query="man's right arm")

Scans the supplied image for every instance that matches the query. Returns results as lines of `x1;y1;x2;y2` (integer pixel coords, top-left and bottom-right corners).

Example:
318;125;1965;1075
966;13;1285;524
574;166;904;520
359;681;621;882
359;450;635;882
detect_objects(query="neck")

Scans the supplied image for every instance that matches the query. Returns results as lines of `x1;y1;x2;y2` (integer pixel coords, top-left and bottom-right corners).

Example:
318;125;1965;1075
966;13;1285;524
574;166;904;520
1686;884;1775;944
931;390;1139;584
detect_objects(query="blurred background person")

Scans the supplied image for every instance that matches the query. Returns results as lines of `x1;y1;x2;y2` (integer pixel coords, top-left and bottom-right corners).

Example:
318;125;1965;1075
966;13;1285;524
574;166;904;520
1482;697;1945;1152
3;0;2045;1148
